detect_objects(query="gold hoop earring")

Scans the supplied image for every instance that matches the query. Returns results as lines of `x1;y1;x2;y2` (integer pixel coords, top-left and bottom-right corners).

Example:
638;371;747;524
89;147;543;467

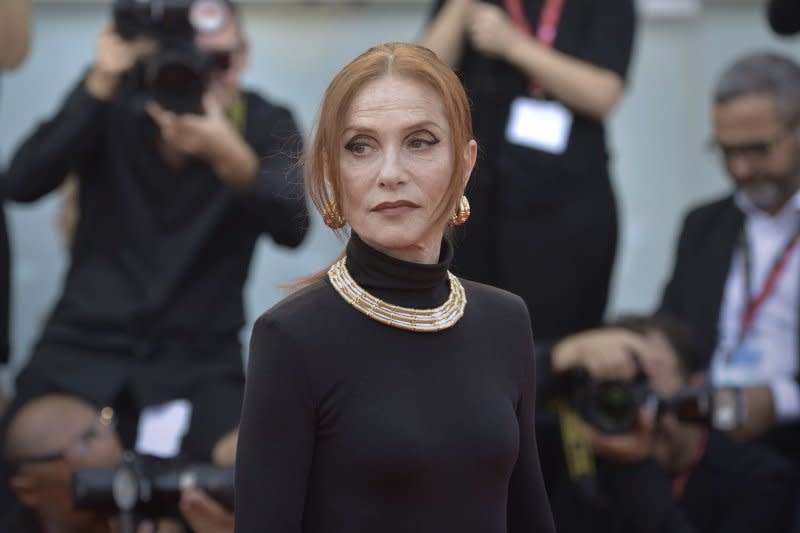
451;196;470;225
322;202;346;229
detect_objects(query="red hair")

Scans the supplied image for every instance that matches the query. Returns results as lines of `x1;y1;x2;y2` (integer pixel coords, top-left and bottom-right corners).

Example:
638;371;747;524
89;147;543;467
292;43;475;289
305;42;474;235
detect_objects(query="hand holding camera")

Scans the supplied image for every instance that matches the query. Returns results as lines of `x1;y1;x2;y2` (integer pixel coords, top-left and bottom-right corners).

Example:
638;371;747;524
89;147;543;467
552;327;652;382
584;404;657;464
86;22;157;101
146;91;230;157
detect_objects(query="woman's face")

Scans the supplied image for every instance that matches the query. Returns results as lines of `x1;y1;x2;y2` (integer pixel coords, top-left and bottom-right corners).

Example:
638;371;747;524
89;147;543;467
335;75;476;264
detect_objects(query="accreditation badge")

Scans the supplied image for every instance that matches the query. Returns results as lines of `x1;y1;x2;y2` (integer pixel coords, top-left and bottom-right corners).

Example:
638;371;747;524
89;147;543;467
504;96;573;155
713;343;764;387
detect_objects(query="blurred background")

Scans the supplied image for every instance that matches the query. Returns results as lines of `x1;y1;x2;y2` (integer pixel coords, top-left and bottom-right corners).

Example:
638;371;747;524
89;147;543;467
2;0;800;387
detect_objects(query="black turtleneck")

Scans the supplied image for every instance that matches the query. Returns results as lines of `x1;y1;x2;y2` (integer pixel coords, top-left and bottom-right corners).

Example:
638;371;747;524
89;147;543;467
235;234;556;533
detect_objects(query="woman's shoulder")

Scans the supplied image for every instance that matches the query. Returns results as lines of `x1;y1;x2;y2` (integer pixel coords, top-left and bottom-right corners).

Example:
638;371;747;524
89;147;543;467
460;278;531;323
461;278;528;309
253;278;335;335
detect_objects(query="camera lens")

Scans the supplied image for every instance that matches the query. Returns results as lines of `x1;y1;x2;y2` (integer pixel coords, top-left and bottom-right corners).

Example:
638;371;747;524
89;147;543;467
594;383;639;433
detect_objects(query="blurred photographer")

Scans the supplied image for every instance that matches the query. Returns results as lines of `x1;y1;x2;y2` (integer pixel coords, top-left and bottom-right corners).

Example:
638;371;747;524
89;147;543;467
3;394;123;533
541;52;800;471
545;316;798;533
0;0;33;416
0;0;307;519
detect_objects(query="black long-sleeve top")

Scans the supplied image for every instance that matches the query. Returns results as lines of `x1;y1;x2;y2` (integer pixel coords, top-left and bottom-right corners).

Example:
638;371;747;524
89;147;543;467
235;234;556;533
2;79;307;405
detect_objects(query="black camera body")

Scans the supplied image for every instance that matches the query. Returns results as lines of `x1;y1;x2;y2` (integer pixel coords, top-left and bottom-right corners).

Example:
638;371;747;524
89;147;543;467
113;0;233;114
567;369;746;434
74;452;234;519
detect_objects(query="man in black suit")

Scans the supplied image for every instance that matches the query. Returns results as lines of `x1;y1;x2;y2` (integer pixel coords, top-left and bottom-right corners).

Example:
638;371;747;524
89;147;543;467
547;51;800;465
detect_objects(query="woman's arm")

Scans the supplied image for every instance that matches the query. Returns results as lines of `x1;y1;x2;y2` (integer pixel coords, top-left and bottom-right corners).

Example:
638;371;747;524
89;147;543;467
234;317;315;533
465;0;636;121
418;0;472;69
508;299;557;533
0;0;32;70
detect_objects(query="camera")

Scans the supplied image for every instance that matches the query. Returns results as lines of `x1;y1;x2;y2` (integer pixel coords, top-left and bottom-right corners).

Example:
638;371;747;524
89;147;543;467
567;369;747;434
113;0;235;114
73;452;234;518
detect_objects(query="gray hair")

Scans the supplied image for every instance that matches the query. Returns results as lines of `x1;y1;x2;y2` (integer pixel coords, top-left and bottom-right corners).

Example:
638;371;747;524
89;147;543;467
714;52;800;126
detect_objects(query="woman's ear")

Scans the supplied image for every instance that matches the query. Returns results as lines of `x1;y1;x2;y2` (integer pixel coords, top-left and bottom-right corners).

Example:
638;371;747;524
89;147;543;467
462;139;478;187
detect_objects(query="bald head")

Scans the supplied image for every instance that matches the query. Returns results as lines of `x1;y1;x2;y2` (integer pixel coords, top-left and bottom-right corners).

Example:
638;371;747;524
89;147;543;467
5;394;100;463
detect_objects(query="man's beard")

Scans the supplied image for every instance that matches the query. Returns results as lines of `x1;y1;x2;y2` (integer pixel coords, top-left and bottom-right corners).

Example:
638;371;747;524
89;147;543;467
741;180;788;212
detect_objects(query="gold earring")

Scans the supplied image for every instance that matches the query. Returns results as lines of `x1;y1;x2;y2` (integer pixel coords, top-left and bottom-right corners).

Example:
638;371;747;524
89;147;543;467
322;202;346;229
451;196;470;225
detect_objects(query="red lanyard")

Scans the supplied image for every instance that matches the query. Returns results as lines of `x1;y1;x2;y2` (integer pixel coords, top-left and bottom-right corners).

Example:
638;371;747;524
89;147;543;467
672;428;708;501
502;0;565;94
736;224;800;347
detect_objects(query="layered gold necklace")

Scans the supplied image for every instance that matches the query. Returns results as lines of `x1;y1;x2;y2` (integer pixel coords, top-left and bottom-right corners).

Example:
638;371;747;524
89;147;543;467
327;256;467;332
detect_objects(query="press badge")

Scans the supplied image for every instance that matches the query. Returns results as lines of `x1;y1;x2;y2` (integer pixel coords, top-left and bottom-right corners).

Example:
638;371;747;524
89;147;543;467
505;96;573;155
728;344;762;367
714;344;763;387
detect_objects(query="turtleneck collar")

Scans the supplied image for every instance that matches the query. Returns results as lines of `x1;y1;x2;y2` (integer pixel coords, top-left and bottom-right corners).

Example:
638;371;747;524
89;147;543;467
343;232;454;308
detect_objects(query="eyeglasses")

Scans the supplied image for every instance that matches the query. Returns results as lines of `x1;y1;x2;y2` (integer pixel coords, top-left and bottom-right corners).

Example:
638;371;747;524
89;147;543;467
205;43;244;73
708;129;791;163
11;407;117;465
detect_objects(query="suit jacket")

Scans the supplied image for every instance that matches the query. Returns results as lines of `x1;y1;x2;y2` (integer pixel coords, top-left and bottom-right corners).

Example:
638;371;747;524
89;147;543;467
658;194;800;464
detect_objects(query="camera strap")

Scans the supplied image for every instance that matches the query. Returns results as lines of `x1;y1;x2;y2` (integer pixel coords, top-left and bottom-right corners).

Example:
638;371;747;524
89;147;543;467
735;223;800;349
671;428;708;501
502;0;565;95
556;397;597;481
226;93;247;135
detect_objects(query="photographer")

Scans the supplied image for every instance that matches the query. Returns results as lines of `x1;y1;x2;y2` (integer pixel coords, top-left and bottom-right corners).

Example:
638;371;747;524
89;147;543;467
3;394;124;533
544;316;797;533
0;0;307;518
0;0;33;416
540;52;800;471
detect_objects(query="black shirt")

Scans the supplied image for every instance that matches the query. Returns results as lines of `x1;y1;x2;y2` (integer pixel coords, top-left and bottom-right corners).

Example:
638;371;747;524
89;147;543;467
2;79;307;405
429;0;635;197
547;430;798;533
235;234;556;533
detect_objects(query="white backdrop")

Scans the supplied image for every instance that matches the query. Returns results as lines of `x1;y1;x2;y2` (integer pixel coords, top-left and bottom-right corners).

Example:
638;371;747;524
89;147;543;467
2;1;800;389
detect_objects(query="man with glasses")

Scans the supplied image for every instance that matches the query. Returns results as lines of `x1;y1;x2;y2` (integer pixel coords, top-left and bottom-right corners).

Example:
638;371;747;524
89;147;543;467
3;394;123;533
541;51;800;467
0;0;307;517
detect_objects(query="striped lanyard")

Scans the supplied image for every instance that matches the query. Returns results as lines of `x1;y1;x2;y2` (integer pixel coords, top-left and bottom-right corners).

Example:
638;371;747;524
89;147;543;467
735;223;800;348
502;0;566;95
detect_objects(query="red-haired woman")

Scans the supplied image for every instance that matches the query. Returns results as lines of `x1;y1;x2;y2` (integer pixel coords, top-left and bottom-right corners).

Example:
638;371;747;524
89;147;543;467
234;42;556;533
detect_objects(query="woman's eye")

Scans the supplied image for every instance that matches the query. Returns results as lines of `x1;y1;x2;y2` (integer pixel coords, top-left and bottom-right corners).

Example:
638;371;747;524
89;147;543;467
409;137;438;150
345;140;372;155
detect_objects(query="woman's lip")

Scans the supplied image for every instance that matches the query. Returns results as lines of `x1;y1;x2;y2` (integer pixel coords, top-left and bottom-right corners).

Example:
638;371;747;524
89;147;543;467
372;200;419;211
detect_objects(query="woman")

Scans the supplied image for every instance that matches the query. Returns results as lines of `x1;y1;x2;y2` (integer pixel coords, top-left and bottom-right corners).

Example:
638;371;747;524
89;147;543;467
234;42;555;533
421;0;636;340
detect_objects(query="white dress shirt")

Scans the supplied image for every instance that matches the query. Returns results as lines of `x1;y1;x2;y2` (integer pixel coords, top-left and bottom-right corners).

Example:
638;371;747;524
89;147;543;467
710;190;800;423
